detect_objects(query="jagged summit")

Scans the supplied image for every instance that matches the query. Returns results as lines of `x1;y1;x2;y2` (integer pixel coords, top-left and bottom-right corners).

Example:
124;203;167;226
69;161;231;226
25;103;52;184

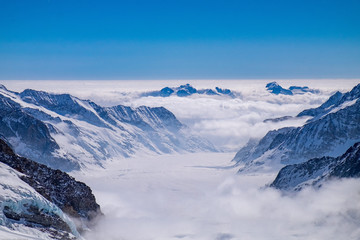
271;142;360;191
20;89;109;128
234;83;360;173
176;84;197;97
0;85;216;171
143;84;237;98
266;81;319;95
0;84;8;90
266;82;293;95
297;83;360;120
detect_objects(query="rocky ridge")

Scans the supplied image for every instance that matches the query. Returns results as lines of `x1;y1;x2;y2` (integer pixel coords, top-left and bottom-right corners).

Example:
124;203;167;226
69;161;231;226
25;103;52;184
0;85;216;171
266;81;319;95
0;138;101;236
234;83;360;172
143;83;237;98
271;142;360;191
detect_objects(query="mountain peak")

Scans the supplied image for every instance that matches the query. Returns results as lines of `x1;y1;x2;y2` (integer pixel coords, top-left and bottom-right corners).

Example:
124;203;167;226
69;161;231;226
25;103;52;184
266;81;319;95
297;83;360;119
0;84;216;171
236;83;360;173
266;82;293;95
145;84;236;98
0;84;8;91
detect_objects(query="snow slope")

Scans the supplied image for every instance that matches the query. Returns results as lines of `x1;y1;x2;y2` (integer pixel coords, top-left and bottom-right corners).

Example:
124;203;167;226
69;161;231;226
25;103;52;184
234;83;360;172
142;83;238;98
0;162;79;239
266;81;319;95
271;142;360;191
0;85;216;171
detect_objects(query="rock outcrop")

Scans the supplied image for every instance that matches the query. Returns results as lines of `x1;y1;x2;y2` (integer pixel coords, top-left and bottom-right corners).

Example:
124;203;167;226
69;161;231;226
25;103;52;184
271;142;360;191
0;138;101;234
143;83;237;98
234;83;360;172
0;85;216;171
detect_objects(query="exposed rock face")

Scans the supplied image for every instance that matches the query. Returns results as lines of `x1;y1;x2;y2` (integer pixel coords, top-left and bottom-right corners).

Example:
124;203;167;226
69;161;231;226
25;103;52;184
0;139;101;232
3;204;72;233
0;160;78;240
266;82;293;95
20;89;108;128
143;83;237;98
234;83;360;172
297;91;343;117
271;142;360;191
0;93;74;170
266;81;319;95
0;85;216;171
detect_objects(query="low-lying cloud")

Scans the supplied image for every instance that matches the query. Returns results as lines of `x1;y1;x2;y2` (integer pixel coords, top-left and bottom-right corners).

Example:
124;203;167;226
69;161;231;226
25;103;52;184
116;90;331;150
82;171;360;240
70;151;360;240
3;80;359;239
2;79;357;151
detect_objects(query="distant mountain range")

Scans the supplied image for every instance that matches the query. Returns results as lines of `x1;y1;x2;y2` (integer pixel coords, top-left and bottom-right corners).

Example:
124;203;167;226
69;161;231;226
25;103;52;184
266;81;320;95
0;85;216;171
234;83;360;177
142;83;238;98
133;82;318;99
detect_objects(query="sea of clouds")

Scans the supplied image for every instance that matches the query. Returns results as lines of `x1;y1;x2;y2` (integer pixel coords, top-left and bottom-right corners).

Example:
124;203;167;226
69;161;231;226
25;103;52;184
3;79;358;150
3;79;360;239
75;152;360;240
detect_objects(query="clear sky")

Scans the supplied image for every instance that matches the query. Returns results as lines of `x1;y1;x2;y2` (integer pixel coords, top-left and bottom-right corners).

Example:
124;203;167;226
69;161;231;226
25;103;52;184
1;0;359;80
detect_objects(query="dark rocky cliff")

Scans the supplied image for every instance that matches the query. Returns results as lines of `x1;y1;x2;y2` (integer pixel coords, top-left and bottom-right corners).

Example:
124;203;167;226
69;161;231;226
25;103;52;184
0;138;102;234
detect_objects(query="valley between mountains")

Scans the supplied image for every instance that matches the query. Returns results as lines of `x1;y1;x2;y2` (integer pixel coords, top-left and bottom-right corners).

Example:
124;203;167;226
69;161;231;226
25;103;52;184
0;80;359;240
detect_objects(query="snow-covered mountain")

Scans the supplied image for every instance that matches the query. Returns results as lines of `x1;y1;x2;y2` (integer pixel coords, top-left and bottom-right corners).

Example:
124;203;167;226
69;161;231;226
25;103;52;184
271;142;360;191
234;83;360;172
142;83;237;98
0;85;216;171
0;161;78;240
0;138;101;239
266;81;319;95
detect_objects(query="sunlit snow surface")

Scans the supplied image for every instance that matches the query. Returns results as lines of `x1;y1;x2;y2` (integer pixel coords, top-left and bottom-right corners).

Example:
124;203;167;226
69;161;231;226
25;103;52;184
2;79;360;239
3;79;359;150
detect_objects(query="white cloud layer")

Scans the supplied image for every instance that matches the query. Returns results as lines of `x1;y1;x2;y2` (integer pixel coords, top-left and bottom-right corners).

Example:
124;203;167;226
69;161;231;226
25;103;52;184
2;79;358;150
74;152;360;240
2;79;359;239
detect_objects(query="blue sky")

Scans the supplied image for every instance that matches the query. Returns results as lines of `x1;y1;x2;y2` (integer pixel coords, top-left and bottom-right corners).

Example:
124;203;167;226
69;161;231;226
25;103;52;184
1;0;359;79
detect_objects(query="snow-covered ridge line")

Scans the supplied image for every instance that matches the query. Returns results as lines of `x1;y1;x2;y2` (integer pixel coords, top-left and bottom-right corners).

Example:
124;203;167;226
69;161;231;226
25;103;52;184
234;83;360;173
0;85;216;171
271;142;360;191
